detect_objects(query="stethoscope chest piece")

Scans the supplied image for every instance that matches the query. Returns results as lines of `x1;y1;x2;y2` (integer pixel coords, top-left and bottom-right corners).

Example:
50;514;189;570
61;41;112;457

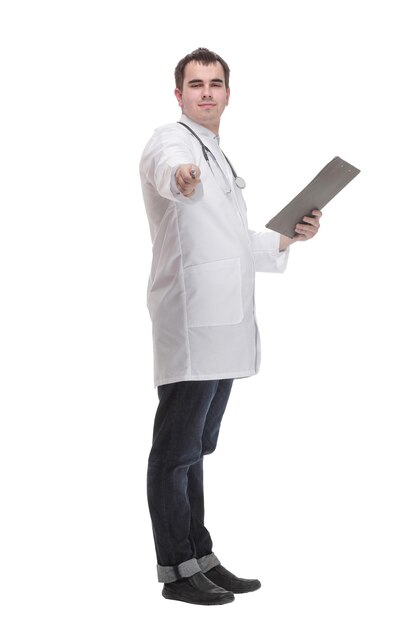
234;176;246;189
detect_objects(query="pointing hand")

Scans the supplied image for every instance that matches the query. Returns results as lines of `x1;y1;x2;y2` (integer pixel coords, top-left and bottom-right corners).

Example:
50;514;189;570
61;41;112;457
175;164;201;197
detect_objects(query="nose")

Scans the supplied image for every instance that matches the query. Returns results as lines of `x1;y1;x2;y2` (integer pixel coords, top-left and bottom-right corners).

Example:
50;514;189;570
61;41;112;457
201;83;213;99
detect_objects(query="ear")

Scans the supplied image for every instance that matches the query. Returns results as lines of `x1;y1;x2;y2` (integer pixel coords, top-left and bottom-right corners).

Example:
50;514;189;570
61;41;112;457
174;87;183;108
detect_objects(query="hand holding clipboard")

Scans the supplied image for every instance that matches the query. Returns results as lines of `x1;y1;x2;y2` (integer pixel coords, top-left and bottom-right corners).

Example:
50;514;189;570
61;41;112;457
266;157;360;238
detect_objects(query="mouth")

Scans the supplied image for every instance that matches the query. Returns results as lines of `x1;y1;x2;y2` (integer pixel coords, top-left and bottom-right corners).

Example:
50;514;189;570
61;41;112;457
198;103;216;108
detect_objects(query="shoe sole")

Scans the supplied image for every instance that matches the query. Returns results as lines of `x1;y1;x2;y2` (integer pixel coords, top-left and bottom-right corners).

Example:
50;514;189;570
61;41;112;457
162;588;235;605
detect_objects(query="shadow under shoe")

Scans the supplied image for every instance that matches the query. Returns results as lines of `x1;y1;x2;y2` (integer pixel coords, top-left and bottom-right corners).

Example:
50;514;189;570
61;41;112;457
204;564;261;594
162;571;235;605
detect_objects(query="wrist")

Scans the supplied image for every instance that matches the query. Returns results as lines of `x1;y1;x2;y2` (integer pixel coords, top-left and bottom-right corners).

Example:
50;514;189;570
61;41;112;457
279;235;292;251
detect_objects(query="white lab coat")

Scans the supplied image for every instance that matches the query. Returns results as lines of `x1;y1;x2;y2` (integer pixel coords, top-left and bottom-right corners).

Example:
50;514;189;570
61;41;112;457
140;114;289;388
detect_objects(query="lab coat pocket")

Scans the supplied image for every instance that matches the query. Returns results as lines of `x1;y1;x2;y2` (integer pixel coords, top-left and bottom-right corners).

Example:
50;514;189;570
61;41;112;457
183;257;243;328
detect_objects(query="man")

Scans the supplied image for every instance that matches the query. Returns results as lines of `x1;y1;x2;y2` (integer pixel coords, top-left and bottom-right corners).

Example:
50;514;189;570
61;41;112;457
140;48;321;605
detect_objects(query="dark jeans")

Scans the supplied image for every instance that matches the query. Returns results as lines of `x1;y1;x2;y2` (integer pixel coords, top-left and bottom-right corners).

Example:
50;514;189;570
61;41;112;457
147;378;234;582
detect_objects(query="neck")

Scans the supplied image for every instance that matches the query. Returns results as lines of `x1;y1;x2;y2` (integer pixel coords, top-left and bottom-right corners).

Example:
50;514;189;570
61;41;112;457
183;113;220;135
204;121;220;134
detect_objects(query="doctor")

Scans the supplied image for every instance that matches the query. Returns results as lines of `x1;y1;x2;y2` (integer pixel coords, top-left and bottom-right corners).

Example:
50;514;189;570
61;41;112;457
140;48;321;605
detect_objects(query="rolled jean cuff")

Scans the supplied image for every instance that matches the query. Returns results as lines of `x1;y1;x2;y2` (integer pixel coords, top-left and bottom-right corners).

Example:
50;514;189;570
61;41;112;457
197;552;221;573
157;557;200;583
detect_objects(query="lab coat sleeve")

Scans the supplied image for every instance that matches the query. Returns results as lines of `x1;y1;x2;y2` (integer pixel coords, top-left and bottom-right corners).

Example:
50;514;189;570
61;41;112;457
141;128;203;203
248;229;289;273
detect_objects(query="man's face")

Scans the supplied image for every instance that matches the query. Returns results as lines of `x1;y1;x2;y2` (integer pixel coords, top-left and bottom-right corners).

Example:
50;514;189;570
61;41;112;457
174;61;230;133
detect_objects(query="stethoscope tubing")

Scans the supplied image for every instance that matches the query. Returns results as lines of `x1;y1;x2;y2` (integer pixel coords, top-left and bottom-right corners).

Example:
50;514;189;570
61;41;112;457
177;122;246;189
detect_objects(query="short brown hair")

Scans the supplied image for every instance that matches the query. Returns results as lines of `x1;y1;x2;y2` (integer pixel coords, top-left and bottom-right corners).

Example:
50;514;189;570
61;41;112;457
174;47;230;90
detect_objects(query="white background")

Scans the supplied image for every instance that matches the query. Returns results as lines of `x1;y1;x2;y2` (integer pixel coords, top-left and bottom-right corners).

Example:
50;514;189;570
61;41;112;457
1;0;416;624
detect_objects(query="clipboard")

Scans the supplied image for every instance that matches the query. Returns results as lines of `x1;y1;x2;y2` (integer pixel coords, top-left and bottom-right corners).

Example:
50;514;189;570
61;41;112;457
265;156;360;238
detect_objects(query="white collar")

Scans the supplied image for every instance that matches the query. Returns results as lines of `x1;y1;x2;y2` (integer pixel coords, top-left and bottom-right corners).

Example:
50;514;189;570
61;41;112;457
179;114;220;144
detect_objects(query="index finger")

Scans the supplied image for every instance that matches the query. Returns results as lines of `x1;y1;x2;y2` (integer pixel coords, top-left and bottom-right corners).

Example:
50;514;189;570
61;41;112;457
188;165;201;180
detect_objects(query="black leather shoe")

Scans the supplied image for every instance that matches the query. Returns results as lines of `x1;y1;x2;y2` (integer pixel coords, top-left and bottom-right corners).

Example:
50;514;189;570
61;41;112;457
162;571;235;605
204;564;261;594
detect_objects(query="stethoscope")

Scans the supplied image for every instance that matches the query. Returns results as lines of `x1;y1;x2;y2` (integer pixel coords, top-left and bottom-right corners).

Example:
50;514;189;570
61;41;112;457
177;122;246;190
